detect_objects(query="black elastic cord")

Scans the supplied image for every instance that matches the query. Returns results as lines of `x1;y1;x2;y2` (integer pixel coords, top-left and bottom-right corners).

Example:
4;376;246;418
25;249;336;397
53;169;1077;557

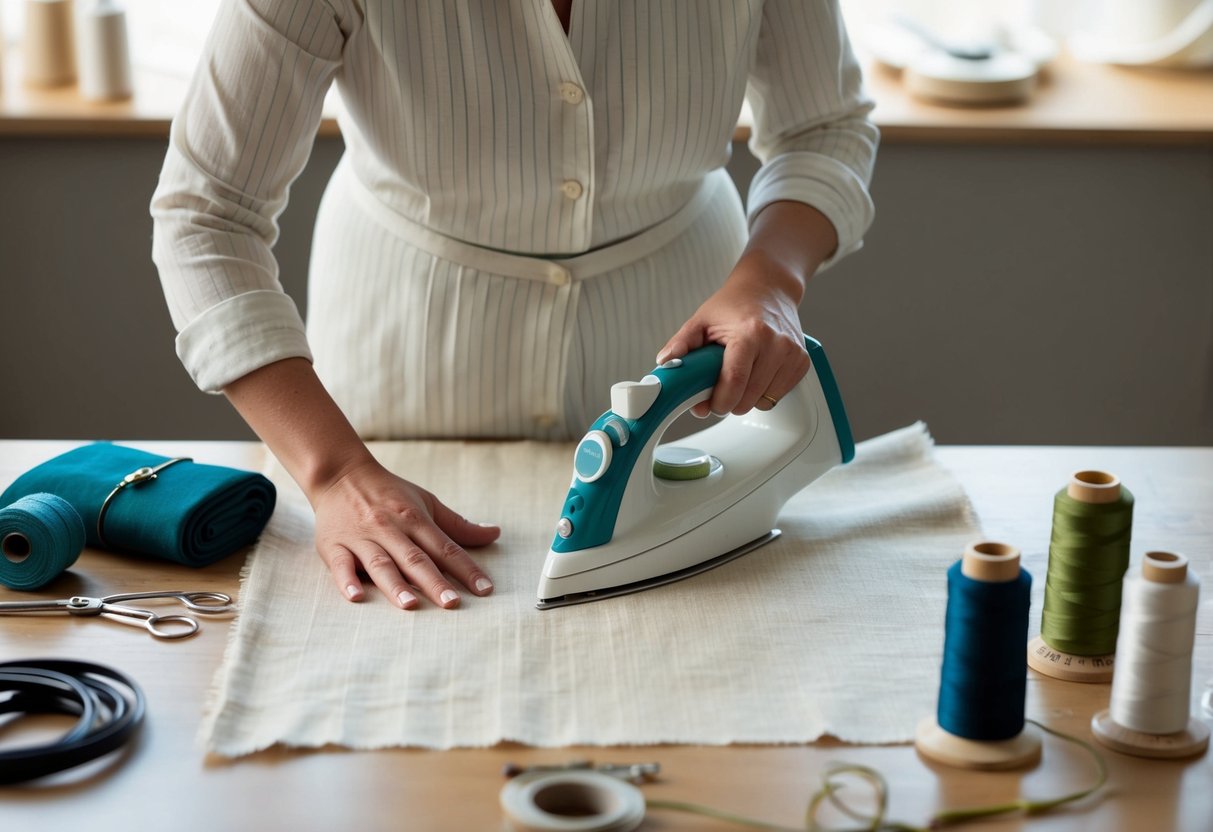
0;659;145;785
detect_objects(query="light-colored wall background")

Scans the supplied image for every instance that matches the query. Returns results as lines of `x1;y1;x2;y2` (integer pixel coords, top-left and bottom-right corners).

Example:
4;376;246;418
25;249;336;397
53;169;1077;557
2;137;1211;445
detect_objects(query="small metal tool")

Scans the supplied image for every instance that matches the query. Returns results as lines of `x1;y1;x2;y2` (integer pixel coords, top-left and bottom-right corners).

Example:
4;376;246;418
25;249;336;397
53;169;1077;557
502;760;661;784
0;590;234;639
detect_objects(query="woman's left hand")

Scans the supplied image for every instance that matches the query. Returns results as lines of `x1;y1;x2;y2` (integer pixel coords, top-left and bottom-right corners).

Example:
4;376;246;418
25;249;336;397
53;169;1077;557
656;200;839;418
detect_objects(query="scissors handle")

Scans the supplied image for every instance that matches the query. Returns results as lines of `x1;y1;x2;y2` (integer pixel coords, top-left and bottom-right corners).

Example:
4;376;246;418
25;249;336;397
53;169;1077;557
93;602;202;639
140;613;200;640
100;590;235;615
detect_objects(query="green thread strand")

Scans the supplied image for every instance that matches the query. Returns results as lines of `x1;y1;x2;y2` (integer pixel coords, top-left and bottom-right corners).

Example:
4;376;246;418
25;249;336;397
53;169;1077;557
1040;487;1134;656
645;720;1107;832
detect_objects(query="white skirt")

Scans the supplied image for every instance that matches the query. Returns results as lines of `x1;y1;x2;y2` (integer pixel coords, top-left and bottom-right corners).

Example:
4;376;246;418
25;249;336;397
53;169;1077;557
307;160;748;440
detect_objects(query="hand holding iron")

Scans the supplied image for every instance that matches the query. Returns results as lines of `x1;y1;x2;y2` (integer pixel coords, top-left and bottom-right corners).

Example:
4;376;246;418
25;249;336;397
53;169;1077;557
657;249;811;418
656;200;836;418
311;458;499;609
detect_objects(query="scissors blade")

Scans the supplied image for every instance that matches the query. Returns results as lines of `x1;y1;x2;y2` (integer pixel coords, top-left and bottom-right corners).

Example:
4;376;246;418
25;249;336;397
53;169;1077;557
0;597;100;615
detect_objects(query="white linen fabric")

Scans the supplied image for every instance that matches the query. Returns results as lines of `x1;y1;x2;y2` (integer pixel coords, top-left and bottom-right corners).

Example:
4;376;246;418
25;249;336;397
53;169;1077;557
151;0;879;409
203;423;979;756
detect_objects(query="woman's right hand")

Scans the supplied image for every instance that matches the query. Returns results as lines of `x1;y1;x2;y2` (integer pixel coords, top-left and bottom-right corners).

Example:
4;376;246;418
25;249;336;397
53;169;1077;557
309;457;501;609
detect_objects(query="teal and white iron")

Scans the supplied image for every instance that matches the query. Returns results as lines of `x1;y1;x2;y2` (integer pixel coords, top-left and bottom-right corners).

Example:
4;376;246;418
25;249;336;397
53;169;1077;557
536;334;854;609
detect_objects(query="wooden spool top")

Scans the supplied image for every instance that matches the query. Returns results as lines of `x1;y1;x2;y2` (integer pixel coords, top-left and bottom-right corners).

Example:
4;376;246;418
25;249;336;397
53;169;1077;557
1142;551;1188;584
1067;470;1122;504
961;541;1021;583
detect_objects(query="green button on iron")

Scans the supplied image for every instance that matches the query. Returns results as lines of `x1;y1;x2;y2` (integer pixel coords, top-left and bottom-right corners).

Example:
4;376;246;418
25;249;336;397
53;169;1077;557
653;446;713;481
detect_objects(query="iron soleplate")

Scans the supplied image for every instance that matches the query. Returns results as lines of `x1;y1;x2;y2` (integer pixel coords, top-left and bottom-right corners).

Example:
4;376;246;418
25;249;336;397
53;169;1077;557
535;529;781;610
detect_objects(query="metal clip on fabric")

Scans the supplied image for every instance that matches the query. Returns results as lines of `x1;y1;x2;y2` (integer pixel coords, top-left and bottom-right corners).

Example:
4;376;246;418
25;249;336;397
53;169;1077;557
96;457;192;547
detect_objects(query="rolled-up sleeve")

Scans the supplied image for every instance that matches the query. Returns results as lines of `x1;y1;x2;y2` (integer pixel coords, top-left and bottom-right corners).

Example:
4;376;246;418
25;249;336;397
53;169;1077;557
151;0;353;392
745;0;879;270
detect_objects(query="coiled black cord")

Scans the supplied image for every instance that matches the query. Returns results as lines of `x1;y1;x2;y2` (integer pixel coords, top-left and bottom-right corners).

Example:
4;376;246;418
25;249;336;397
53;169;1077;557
0;659;145;785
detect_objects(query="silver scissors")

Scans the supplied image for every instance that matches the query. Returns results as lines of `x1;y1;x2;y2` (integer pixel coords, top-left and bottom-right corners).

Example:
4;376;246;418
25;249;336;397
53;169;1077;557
0;590;235;640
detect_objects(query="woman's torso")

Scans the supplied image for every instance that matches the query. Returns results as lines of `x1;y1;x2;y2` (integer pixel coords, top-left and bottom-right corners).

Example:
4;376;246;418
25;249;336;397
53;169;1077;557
330;0;764;254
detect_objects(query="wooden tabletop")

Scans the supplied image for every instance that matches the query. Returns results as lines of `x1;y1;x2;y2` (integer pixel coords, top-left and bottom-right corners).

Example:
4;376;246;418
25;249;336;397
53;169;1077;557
1;439;1211;830
3;46;1212;144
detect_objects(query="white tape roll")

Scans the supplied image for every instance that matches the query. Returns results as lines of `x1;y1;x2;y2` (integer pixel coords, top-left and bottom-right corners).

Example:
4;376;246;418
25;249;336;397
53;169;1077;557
500;771;645;832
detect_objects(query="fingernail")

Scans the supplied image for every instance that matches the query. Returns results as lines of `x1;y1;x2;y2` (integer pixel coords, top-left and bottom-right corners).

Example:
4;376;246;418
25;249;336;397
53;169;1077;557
397;590;417;608
477;522;498;528
475;577;493;594
346;584;361;600
440;589;460;607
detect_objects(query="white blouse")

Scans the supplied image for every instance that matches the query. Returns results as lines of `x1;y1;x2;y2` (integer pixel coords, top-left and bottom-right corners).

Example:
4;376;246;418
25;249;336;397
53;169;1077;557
152;0;878;393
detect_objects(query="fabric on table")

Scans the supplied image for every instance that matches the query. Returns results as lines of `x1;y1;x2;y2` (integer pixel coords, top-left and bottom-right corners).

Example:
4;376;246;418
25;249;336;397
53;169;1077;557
203;423;977;756
0;444;276;567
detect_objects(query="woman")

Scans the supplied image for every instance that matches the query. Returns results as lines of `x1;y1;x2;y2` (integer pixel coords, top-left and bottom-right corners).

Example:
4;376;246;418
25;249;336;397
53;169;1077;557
152;0;877;611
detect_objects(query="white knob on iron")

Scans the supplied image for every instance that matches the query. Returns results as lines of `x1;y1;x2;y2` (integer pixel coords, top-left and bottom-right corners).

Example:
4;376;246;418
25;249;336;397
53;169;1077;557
610;374;662;420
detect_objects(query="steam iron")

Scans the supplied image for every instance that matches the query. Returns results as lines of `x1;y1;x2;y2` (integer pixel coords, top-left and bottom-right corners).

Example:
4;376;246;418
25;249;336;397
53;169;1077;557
536;334;854;609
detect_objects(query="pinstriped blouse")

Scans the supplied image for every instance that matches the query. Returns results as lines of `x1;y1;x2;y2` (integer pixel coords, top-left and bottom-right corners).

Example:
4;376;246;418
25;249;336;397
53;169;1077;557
151;0;878;393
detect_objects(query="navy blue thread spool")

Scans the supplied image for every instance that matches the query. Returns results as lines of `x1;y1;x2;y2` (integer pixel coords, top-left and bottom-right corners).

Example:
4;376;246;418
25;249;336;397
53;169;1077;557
916;542;1043;770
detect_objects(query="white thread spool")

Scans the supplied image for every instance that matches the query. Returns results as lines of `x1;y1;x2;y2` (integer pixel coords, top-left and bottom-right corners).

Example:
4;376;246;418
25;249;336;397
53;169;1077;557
1092;552;1209;759
77;0;131;101
23;0;77;88
500;771;645;832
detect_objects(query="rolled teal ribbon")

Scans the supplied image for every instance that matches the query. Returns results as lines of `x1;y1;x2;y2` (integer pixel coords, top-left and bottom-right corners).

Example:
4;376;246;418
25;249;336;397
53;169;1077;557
0;443;276;568
0;493;86;590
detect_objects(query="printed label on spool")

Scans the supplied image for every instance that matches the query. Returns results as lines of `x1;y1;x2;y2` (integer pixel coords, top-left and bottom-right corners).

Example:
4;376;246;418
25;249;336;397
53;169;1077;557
1027;636;1114;683
1091;709;1209;760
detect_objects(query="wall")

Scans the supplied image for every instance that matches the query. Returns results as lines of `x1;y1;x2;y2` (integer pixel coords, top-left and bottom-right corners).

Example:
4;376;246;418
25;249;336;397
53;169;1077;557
1;136;1210;444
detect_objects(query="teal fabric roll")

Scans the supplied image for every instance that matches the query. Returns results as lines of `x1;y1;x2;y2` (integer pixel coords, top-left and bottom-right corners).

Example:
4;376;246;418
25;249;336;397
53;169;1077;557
0;444;276;567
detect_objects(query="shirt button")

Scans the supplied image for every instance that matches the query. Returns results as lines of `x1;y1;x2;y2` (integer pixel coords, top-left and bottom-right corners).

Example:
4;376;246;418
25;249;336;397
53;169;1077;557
548;266;572;285
558;82;585;104
561;180;584;200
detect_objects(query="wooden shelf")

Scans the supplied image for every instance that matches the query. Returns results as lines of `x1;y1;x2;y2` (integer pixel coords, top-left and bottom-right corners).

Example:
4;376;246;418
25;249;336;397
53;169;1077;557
860;51;1213;145
2;45;1211;144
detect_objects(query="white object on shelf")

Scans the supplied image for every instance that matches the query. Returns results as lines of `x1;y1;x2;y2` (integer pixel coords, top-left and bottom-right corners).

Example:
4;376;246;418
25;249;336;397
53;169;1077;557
1070;0;1213;68
77;0;131;100
904;51;1039;105
862;15;1055;106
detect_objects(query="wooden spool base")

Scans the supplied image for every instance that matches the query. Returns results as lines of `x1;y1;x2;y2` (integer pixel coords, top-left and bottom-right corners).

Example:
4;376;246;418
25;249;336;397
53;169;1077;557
1091;710;1210;760
1027;636;1114;683
915;717;1042;771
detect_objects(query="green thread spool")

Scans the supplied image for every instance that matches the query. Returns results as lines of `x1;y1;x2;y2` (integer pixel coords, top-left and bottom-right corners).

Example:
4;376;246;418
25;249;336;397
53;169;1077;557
1028;471;1134;683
